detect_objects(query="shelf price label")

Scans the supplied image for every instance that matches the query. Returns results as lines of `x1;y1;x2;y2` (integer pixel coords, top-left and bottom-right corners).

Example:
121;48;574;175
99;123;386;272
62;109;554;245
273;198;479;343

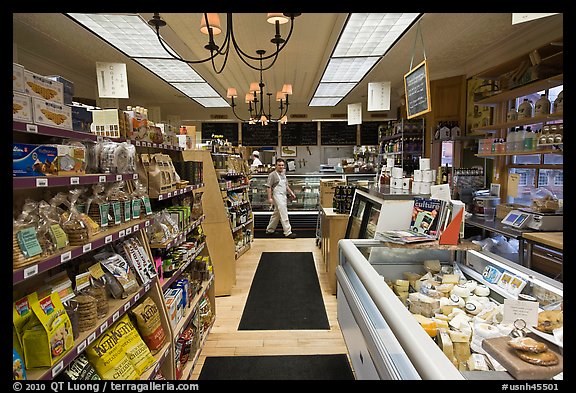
52;361;64;378
113;311;120;322
82;243;92;253
60;251;72;264
26;124;38;133
77;340;87;354
126;227;132;235
105;235;113;244
116;175;123;181
124;302;131;312
118;230;126;238
100;321;109;333
70;177;80;185
23;264;39;279
87;332;96;345
99;175;107;183
36;178;48;187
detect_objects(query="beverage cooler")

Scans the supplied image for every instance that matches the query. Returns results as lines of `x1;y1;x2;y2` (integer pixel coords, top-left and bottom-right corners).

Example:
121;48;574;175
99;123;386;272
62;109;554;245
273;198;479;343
336;239;563;380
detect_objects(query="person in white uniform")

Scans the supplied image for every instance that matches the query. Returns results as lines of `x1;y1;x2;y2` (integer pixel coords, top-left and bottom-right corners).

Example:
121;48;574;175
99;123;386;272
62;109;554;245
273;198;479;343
250;150;263;171
265;158;297;238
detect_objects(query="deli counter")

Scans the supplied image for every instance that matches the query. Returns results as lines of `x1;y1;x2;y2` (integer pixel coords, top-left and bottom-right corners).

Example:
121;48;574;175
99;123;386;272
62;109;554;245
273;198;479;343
336;239;563;380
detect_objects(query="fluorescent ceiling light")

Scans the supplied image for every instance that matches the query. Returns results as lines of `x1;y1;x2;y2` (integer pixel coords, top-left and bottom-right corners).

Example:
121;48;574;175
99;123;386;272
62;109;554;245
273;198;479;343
193;97;231;108
171;82;222;98
314;82;356;97
310;97;343;107
68;13;177;58
135;59;204;82
311;12;420;107
321;57;380;83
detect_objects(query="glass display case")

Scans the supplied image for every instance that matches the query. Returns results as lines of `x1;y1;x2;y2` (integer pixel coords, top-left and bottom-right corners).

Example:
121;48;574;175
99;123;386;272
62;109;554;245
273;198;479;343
336;239;563;380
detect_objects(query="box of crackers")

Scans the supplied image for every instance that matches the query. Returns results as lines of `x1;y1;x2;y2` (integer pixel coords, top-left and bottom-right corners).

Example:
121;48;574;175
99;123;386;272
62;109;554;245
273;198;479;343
24;70;64;104
32;97;73;130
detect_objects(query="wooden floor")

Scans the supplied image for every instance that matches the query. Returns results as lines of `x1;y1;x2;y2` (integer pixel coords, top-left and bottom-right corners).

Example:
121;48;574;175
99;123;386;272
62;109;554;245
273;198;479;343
190;237;351;379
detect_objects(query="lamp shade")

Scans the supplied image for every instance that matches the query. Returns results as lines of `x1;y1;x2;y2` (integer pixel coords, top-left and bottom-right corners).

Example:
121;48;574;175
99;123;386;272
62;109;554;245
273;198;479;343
200;13;222;35
260;115;268;125
276;91;286;102
227;87;238;98
249;82;261;93
267;13;289;24
245;93;255;103
281;84;293;95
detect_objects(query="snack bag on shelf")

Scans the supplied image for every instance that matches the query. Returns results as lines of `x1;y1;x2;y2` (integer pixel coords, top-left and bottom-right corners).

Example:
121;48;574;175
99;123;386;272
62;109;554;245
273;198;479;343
94;251;140;299
13;202;44;269
61;188;98;246
37;200;69;255
86;183;110;229
130;296;167;354
105;181;131;226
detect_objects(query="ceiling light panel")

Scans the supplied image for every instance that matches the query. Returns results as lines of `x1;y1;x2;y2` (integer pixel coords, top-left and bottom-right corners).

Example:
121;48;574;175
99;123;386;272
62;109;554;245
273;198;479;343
171;82;221;98
314;82;356;97
309;97;343;107
135;59;204;82
68;13;177;58
333;13;420;57
193;97;230;108
321;57;380;83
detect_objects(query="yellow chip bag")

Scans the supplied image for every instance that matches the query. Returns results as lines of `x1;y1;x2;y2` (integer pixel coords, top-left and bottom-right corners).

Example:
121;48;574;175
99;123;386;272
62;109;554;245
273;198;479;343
85;324;139;380
113;314;156;375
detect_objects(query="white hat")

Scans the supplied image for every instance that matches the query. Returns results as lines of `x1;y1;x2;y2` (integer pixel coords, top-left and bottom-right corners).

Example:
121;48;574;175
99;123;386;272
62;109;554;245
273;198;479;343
252;150;260;156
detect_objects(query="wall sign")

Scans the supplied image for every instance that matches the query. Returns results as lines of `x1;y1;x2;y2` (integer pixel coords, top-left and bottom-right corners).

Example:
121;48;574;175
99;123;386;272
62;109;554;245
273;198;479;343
96;62;129;98
281;122;318;146
201;122;239;145
404;59;431;119
320;121;358;146
241;122;279;146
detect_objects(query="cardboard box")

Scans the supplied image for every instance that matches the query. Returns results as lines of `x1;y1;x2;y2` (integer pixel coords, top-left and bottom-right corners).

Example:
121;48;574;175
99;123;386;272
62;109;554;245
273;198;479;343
320;179;346;208
496;203;526;219
13;63;25;92
55;144;86;175
13;92;32;122
90;108;128;138
71;105;93;133
46;75;74;104
32;97;72;130
24;70;64;104
13;143;58;177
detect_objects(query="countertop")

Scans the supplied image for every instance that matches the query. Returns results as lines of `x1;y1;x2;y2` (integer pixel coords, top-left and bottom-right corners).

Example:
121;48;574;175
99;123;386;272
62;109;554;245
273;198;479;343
321;207;350;218
522;232;563;250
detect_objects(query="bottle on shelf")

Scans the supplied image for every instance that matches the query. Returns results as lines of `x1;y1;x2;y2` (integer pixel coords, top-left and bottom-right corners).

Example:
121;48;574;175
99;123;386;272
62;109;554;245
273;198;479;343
517;98;534;120
553;91;563;113
507;104;518;122
523;126;536;151
515;126;526;152
534;94;551;116
506;127;517;153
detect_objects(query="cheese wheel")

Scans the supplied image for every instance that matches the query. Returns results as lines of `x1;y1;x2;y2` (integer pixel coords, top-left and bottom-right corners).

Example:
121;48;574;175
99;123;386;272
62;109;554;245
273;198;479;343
474;284;490;297
465;300;483;316
451;284;471;298
463;280;478;292
474;323;501;339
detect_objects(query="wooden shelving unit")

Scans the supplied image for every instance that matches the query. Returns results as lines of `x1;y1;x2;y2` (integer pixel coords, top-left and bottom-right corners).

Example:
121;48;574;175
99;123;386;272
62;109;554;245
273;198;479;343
181;149;237;296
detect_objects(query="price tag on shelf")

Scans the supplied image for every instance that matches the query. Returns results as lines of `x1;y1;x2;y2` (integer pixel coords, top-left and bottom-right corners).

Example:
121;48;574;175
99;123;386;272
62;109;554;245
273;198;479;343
99;175;107;183
36;178;48;187
124;302;131;312
119;230;126;238
70;177;80;185
116;175;123;181
77;340;87;354
134;292;140;302
133;224;139;232
82;243;92;253
167;192;172;198
145;220;151;227
113;311;120;322
105;235;113;244
144;283;150;292
133;173;138;180
60;251;72;263
23;265;38;279
158;194;164;201
87;332;96;345
52;361;64;378
126;227;132;235
135;140;141;146
26;124;38;133
100;321;109;333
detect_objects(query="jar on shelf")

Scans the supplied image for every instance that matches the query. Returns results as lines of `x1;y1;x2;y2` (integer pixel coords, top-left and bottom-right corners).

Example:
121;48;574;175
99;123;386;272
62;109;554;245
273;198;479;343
534;94;551;116
518;98;534;120
507;105;518;122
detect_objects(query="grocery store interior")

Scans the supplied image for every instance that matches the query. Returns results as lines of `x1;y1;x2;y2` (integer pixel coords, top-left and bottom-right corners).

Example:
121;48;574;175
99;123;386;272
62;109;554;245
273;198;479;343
13;13;563;381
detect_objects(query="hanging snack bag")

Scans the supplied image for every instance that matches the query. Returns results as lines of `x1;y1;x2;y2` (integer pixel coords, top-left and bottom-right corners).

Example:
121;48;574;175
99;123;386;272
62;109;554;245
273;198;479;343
130;296;167;353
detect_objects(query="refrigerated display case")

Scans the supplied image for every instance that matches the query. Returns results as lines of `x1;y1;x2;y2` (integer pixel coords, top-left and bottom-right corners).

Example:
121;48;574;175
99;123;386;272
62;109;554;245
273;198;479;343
249;173;377;231
336;239;563;380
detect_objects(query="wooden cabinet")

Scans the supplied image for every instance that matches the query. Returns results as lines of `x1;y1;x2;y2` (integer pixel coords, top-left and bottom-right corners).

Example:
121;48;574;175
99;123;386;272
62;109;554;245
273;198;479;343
320;207;349;295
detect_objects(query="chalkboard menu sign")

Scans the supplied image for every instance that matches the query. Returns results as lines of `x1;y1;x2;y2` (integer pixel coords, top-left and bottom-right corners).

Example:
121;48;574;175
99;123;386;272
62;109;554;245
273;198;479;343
360;122;382;145
281;122;318;146
320;121;358;145
201;122;239;145
241;122;279;146
404;59;431;119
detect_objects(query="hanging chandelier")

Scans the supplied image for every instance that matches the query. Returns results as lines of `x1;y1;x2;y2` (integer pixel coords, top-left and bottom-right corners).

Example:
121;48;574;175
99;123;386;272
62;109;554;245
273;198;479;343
226;50;292;125
147;13;301;74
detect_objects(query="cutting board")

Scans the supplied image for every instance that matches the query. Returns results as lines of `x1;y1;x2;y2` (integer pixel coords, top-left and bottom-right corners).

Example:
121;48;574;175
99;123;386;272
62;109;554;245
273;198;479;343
482;335;563;379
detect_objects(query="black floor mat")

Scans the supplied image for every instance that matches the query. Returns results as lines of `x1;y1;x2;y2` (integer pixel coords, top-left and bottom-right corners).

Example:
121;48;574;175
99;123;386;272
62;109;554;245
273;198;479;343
198;354;354;380
238;252;330;330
